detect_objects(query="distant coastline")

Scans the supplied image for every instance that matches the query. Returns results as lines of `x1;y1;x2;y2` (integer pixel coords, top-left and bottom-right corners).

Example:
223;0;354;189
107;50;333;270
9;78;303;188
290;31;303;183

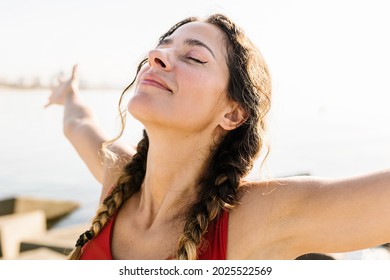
0;84;48;91
0;83;121;91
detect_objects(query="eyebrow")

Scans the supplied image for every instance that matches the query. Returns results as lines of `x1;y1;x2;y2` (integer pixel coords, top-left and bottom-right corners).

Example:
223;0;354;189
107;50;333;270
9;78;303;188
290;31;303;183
159;38;216;58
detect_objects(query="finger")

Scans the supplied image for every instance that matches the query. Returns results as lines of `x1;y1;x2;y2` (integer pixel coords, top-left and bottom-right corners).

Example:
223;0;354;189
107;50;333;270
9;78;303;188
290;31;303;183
71;64;79;80
43;101;52;109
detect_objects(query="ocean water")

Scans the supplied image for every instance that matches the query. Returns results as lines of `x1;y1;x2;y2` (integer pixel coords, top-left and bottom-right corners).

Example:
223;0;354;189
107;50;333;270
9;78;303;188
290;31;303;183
0;88;390;228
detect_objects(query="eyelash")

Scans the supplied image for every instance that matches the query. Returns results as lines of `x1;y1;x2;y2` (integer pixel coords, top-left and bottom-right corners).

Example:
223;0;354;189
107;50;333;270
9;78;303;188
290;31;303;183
187;57;207;65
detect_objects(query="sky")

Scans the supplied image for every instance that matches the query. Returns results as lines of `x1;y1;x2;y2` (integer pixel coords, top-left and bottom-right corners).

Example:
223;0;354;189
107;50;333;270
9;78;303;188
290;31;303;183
1;0;390;124
1;0;390;202
0;0;292;87
1;0;389;91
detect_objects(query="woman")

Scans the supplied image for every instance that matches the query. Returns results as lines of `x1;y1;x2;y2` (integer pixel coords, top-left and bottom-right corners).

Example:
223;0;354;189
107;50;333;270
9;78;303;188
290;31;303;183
46;14;390;260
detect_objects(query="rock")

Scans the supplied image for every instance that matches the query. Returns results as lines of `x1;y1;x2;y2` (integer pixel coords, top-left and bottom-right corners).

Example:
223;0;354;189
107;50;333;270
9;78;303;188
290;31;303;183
0;196;79;228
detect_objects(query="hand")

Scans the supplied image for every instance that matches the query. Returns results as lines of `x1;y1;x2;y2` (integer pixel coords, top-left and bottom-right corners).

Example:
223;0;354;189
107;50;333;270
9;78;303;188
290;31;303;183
44;64;79;108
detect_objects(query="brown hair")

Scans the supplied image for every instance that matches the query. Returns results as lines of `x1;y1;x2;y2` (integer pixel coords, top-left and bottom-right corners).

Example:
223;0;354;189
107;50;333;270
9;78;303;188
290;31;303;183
68;13;271;260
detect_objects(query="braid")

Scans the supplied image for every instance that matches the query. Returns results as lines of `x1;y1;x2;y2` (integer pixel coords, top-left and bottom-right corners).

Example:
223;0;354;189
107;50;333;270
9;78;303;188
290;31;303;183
69;54;148;259
173;14;270;260
69;13;271;261
175;124;260;259
68;132;149;259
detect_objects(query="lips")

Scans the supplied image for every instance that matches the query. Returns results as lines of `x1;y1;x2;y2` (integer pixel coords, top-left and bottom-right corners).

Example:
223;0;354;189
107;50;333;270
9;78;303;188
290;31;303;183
139;73;172;93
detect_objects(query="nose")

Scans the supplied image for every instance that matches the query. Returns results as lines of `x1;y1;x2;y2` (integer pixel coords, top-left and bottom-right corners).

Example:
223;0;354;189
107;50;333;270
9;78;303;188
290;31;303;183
148;49;172;71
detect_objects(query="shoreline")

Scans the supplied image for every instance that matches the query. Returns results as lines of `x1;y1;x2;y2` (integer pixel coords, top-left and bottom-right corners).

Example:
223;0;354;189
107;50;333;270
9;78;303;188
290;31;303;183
0;85;122;92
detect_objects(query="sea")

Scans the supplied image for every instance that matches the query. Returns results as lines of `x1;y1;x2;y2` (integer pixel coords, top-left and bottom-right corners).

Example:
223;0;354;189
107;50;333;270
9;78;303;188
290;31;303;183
1;88;390;230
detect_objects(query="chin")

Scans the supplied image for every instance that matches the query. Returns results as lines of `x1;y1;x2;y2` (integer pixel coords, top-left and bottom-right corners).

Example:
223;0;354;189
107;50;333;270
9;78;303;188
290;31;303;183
127;94;149;122
127;93;168;127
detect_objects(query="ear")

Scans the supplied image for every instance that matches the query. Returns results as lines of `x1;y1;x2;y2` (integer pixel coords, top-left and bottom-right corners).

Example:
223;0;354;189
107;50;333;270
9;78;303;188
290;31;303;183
219;104;248;131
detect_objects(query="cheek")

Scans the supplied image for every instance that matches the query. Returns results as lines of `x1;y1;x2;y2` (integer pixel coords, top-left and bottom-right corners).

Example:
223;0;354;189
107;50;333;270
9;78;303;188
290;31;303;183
178;70;228;111
172;86;228;129
179;68;216;97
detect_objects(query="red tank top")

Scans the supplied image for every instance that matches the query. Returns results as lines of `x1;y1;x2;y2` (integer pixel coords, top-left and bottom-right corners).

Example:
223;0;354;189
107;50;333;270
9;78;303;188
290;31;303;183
80;210;229;260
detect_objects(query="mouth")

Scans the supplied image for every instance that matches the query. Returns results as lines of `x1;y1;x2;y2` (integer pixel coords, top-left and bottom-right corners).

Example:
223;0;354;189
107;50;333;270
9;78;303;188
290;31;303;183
139;74;172;93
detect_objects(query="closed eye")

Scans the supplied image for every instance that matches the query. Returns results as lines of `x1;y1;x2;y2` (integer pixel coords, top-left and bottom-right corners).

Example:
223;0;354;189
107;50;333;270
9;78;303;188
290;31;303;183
188;57;207;64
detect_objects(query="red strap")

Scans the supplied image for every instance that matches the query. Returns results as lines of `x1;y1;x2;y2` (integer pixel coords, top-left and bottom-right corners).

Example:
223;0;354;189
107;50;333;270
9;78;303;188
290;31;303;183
197;210;229;260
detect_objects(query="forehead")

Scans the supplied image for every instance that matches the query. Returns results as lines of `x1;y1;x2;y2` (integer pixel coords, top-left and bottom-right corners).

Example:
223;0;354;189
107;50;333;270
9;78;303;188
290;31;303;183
167;22;228;58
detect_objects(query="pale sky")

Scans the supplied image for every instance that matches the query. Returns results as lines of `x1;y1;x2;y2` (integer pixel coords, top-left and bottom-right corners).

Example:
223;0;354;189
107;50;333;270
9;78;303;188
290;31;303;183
1;0;390;98
1;0;390;179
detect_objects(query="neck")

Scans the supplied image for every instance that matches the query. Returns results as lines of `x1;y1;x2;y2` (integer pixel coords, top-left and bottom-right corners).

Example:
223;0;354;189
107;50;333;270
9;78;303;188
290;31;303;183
137;128;216;226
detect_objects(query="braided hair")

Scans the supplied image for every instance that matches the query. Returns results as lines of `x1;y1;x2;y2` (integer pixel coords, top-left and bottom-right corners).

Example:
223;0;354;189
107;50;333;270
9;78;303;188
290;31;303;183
68;13;271;260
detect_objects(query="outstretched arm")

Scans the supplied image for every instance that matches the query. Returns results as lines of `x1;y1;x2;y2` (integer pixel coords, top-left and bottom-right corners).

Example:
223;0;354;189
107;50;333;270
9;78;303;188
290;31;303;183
45;65;135;189
291;170;390;254
230;170;390;259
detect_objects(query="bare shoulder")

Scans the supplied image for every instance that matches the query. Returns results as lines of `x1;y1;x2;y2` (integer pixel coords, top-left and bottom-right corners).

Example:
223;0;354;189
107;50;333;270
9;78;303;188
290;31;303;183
227;176;326;259
100;142;136;202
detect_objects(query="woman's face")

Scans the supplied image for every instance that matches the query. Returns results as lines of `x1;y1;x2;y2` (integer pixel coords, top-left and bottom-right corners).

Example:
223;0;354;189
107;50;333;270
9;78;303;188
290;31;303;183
128;22;232;135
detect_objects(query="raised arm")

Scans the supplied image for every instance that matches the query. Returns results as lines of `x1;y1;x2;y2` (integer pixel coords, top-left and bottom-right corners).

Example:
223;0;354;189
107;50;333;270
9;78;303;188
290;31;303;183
45;65;136;193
